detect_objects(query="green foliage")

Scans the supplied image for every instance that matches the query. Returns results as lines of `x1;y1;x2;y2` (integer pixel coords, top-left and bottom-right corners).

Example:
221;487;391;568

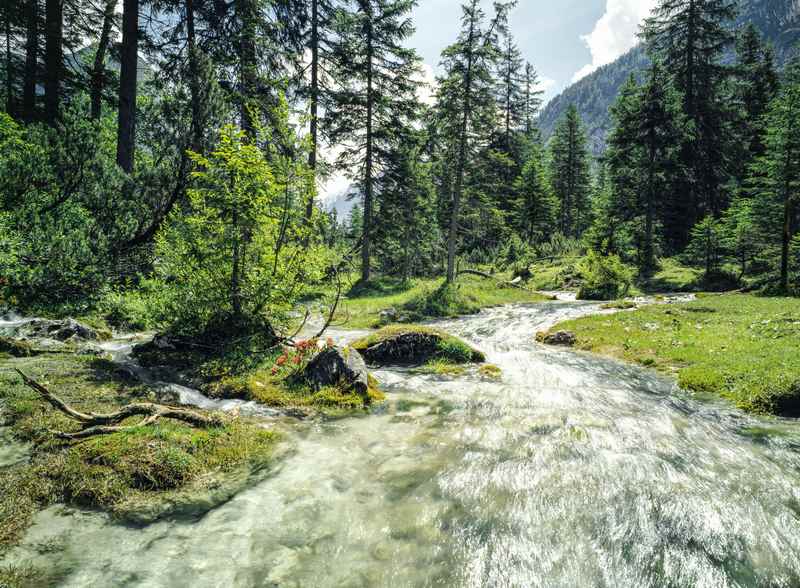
351;324;485;365
548;105;592;238
0;107;136;306
154;122;331;335
514;142;556;245
577;251;634;300
685;216;727;280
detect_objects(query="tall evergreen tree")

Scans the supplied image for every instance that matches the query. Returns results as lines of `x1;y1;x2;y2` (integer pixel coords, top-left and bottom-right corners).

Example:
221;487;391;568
751;58;800;292
548;104;592;238
326;0;421;283
514;142;555;245
436;0;511;282
643;0;737;247
43;0;61;124
522;62;543;139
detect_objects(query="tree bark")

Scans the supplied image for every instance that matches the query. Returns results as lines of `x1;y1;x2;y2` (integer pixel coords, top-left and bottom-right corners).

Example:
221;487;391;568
238;0;257;139
23;0;37;121
361;9;374;284
447;10;476;284
305;0;319;220
90;0;116;119
43;0;62;125
781;191;791;292
5;7;13;116
186;0;202;151
116;0;138;172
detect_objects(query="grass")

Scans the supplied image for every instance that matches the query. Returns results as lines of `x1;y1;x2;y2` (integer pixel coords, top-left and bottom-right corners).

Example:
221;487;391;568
0;351;280;560
351;325;485;365
334;274;548;329
544;293;800;415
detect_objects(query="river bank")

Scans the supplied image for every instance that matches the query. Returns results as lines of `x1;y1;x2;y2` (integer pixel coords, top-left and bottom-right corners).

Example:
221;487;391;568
3;297;800;586
542;293;800;416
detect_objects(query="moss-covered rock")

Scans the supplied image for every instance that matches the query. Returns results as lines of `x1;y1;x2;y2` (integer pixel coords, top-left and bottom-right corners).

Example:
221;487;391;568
352;325;485;366
0;337;34;357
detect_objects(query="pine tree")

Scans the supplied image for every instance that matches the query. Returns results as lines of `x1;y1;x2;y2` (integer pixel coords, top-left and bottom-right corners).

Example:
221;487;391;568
643;0;737;247
497;33;524;151
634;61;687;273
514;142;555;245
326;0;421;283
733;24;779;179
374;133;440;279
522;62;543;139
548;104;592;238
436;0;512;283
751;58;800;292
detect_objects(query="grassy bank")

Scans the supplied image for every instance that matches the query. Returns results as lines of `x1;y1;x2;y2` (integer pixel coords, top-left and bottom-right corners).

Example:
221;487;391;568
0;351;280;579
334;274;549;329
544;294;800;415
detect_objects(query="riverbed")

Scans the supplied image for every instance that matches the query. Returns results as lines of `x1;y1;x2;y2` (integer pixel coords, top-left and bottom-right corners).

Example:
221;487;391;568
5;299;800;587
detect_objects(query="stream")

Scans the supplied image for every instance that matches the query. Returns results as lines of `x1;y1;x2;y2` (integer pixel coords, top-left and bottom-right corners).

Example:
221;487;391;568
5;299;800;587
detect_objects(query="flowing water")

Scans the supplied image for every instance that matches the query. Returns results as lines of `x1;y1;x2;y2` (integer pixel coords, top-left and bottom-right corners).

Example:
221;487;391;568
6;300;800;587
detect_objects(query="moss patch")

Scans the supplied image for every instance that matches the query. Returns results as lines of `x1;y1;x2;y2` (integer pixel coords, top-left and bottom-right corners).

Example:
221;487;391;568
352;325;485;366
544;294;800;415
0;352;279;556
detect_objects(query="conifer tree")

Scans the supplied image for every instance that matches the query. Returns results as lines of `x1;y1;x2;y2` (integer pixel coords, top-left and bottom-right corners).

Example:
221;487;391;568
548;104;592;238
751;58;800;292
436;0;512;283
514;142;555;245
326;0;421;283
643;0;737;247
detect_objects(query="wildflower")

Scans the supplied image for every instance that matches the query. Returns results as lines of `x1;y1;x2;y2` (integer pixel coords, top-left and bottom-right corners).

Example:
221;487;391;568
276;354;288;366
326;337;334;348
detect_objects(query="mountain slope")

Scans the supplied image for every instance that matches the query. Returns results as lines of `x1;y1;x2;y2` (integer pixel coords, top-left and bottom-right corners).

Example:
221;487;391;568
538;0;800;155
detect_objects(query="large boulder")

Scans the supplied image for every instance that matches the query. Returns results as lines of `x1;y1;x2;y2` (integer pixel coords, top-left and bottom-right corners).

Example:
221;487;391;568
352;326;485;367
536;330;577;347
299;346;370;396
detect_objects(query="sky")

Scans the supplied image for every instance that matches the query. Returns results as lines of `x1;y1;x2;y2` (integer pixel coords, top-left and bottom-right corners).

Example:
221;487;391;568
411;0;657;101
322;0;658;212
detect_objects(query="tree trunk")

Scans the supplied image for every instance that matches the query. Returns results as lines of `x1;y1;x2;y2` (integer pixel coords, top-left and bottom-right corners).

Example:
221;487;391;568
643;138;657;275
186;0;202;151
90;0;116;120
4;7;13;116
43;0;61;125
238;0;257;139
23;0;37;121
305;0;319;220
116;0;138;173
781;193;791;292
446;14;476;284
361;14;374;284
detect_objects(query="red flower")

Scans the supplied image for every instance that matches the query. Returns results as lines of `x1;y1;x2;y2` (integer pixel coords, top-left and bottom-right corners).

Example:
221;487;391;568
292;354;302;365
326;337;334;348
276;354;287;366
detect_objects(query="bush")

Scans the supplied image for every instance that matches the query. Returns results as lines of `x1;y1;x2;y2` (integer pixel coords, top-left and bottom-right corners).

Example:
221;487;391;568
577;252;633;300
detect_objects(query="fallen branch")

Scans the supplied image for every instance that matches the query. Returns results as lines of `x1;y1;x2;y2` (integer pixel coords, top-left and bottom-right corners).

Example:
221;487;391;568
15;369;223;440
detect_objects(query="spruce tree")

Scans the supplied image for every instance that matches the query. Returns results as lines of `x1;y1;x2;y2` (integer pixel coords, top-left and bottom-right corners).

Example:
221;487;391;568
643;0;737;247
751;58;800;292
514;142;556;245
326;0;421;283
548;104;592;238
436;0;512;282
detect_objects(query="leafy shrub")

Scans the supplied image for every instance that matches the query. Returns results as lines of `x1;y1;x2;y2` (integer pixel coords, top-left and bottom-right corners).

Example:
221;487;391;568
577;251;633;300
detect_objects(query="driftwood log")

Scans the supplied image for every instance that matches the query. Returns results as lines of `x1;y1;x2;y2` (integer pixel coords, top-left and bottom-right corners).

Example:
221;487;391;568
15;369;223;440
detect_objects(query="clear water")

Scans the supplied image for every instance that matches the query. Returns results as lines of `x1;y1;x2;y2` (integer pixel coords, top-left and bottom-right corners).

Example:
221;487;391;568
6;301;800;587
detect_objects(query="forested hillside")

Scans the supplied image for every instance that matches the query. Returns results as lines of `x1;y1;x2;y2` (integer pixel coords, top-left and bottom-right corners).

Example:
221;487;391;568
539;0;800;153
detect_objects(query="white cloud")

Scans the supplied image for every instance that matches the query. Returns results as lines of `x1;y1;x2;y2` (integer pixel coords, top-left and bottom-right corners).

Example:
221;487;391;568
537;76;556;94
571;0;656;83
